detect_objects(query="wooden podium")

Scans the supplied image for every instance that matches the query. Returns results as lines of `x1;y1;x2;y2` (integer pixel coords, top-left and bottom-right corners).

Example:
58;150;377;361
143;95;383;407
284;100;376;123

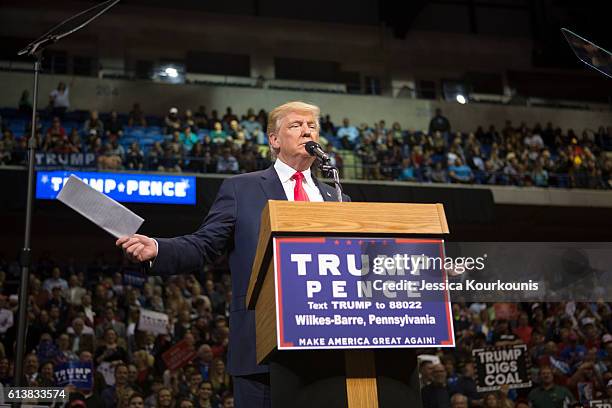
246;201;450;408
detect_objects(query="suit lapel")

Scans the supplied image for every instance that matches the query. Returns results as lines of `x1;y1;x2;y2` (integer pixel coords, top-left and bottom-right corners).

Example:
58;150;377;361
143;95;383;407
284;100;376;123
313;176;338;202
259;165;288;200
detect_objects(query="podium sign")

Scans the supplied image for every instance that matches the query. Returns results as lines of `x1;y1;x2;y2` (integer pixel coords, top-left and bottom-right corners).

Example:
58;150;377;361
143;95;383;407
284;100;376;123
273;237;455;350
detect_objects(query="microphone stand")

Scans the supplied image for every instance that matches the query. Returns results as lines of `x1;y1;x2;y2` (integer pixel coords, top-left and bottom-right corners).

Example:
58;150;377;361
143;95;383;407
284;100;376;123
318;162;344;202
13;49;41;389
14;0;120;386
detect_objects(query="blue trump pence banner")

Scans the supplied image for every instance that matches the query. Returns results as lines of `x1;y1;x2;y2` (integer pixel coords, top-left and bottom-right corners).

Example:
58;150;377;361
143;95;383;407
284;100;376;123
273;237;455;349
55;361;93;389
36;170;196;205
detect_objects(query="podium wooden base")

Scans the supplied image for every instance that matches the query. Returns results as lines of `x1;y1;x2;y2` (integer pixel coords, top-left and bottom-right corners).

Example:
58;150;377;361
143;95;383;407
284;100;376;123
268;349;422;408
345;350;379;407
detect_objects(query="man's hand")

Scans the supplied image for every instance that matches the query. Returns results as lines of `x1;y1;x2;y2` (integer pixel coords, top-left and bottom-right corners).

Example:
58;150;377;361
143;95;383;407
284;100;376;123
116;234;157;263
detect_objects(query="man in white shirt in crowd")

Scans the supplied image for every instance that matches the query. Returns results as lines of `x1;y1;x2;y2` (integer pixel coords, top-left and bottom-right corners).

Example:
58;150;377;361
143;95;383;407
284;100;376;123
65;274;87;305
42;266;68;294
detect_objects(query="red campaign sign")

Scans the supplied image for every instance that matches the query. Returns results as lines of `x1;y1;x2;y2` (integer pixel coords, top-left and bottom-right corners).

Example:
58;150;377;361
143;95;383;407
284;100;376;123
162;339;197;371
494;303;518;320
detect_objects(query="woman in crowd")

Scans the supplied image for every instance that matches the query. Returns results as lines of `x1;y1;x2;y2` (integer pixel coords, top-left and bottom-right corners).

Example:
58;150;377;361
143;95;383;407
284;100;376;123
156;387;175;408
49;81;72;119
95;327;128;365
133;349;155;397
209;358;231;397
37;361;56;387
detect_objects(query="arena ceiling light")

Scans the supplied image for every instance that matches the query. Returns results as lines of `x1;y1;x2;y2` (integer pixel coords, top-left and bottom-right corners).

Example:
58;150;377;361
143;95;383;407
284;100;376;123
164;67;178;78
153;63;185;84
443;80;470;104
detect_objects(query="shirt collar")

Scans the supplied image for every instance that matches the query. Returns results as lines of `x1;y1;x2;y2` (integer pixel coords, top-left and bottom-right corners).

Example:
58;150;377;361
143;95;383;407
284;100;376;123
274;158;314;185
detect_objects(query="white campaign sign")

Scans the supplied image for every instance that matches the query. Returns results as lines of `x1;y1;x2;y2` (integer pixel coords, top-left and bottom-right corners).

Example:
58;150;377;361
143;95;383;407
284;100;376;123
138;309;169;335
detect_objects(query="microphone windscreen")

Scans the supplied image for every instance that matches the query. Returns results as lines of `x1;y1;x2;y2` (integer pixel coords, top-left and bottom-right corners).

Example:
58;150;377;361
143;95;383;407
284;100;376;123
304;141;318;156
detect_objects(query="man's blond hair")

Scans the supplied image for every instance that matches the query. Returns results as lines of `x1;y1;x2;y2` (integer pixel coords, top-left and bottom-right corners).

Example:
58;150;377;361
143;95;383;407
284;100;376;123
266;101;320;136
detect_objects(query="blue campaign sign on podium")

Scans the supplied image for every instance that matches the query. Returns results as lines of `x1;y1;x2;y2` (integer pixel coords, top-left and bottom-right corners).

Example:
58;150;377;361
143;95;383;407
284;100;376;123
273;237;455;349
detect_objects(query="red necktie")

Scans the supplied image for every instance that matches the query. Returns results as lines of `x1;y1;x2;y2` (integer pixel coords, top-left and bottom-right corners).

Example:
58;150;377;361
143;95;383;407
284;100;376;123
292;171;310;201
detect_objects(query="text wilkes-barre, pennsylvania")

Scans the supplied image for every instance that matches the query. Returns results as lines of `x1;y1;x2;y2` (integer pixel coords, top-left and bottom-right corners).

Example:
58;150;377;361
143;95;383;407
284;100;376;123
295;313;436;327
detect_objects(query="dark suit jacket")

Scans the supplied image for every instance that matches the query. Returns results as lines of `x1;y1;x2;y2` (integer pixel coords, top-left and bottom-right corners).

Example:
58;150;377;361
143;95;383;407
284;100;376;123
152;165;350;376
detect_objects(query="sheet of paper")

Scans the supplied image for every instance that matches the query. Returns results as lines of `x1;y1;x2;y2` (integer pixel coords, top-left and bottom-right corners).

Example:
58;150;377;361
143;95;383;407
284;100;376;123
57;174;144;238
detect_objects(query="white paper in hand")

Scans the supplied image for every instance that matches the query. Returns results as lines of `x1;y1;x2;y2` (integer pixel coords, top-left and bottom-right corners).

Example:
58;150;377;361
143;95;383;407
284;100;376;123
57;175;144;238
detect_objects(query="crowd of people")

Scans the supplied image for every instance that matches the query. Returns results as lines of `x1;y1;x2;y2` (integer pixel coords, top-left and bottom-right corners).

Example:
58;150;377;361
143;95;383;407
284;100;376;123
0;101;275;176
1;254;611;408
0;85;610;189
0;256;235;408
334;109;611;188
419;302;612;408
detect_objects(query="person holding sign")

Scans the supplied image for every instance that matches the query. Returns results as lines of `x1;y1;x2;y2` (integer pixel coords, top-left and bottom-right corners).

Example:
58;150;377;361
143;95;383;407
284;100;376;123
116;101;350;408
421;364;452;408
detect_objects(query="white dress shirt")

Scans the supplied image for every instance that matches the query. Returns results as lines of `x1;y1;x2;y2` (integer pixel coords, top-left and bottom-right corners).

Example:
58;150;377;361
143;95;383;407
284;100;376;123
273;159;324;202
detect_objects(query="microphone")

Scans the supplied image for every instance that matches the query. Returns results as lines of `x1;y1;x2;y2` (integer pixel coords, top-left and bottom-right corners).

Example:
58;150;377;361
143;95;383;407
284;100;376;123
304;141;330;163
305;141;344;201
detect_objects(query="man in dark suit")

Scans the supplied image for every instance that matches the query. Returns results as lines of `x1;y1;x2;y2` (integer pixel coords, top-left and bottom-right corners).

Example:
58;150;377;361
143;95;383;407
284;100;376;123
117;101;349;407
